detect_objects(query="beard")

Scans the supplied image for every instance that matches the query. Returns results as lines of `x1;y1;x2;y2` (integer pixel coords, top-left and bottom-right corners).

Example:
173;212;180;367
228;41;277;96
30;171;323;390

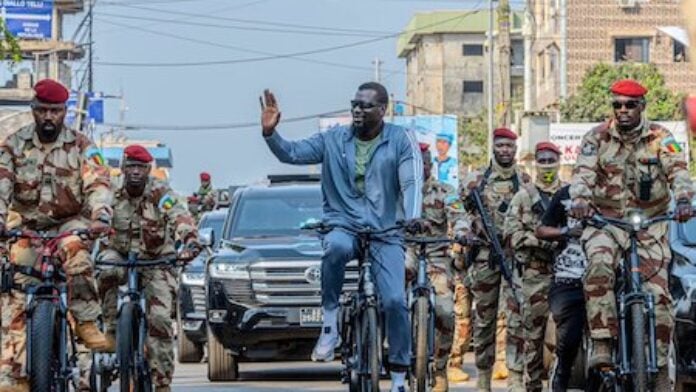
37;122;60;142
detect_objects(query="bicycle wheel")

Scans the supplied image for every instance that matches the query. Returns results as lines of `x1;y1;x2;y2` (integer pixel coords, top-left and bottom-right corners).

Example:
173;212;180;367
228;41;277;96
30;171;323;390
117;302;140;392
363;306;381;392
413;296;429;392
29;300;59;392
630;301;648;392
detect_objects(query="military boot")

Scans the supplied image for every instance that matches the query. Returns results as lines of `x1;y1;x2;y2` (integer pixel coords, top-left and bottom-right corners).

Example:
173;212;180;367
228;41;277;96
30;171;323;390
476;369;492;392
447;366;470;382
588;339;613;369
432;369;448;392
0;379;29;392
155;387;171;392
74;321;108;350
507;369;524;392
101;331;116;353
491;360;508;380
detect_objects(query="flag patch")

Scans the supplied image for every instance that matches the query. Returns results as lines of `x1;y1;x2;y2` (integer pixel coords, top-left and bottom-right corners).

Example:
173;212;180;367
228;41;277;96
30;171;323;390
661;136;682;153
158;194;176;210
85;147;105;166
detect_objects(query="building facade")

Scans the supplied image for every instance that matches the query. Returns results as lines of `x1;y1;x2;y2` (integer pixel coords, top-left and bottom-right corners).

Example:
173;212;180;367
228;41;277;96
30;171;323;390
531;0;695;111
397;11;524;118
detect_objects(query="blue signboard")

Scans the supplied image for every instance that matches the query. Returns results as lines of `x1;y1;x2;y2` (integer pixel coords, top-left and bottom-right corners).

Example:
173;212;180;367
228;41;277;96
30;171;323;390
66;92;105;127
1;1;53;40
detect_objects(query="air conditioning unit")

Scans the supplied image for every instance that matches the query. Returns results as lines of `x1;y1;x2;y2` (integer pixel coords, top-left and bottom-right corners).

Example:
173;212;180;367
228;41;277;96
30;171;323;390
618;0;636;8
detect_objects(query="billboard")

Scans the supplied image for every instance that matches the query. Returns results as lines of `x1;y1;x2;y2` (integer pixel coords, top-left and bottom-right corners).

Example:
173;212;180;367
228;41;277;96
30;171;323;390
65;92;105;128
550;121;689;165
1;1;53;40
319;115;459;189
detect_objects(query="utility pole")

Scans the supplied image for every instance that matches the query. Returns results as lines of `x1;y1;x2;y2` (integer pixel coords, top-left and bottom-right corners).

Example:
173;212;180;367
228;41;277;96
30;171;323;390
372;57;383;83
497;0;511;126
487;0;496;161
88;0;94;93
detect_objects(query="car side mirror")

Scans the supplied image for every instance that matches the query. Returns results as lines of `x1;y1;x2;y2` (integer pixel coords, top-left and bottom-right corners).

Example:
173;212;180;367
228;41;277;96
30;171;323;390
199;228;214;247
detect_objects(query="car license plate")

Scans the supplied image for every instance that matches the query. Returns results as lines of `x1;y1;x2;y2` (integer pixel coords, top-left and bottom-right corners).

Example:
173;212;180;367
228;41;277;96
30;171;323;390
300;308;323;326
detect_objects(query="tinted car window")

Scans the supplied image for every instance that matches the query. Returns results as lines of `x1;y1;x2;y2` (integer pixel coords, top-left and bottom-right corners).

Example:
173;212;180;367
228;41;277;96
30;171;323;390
230;189;322;238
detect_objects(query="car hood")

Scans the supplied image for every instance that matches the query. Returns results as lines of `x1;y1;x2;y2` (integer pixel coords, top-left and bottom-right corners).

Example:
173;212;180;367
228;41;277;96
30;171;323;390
211;236;322;263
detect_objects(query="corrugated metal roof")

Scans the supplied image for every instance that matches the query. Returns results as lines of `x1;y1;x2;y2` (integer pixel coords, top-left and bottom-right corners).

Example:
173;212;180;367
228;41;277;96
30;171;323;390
397;10;523;57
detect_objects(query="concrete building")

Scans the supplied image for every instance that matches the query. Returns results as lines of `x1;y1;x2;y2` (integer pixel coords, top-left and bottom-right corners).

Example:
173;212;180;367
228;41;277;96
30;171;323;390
530;0;695;111
397;10;524;118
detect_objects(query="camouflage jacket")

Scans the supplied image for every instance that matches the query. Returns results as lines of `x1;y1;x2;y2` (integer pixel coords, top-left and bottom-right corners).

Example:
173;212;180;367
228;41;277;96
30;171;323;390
450;161;532;238
503;181;561;261
570;120;694;218
0;125;112;229
417;177;457;254
109;175;197;258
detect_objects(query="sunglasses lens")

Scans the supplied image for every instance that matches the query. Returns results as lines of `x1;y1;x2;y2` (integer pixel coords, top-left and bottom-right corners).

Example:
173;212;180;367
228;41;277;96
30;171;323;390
625;101;638;109
612;101;639;109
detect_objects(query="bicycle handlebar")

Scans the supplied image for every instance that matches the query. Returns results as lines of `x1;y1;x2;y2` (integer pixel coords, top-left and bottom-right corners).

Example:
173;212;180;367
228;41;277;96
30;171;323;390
1;228;103;242
404;236;452;245
95;255;181;268
301;221;404;236
586;212;675;232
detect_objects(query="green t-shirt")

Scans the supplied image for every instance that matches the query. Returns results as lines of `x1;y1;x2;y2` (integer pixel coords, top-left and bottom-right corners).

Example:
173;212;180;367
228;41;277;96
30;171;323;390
355;136;380;194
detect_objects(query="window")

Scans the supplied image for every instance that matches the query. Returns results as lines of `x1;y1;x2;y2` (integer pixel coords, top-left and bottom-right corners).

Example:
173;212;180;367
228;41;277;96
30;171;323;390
463;44;484;56
674;40;689;62
511;40;524;67
614;37;650;63
549;46;559;74
463;81;484;93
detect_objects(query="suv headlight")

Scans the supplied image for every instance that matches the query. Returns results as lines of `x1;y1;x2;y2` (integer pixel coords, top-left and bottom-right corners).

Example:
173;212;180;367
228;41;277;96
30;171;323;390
181;272;205;286
209;262;250;280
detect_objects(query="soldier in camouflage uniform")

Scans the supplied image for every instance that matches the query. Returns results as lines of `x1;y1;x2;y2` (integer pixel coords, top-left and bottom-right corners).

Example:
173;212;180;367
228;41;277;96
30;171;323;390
97;145;200;392
449;128;531;392
502;142;563;391
406;143;457;392
0;79;112;391
570;80;693;386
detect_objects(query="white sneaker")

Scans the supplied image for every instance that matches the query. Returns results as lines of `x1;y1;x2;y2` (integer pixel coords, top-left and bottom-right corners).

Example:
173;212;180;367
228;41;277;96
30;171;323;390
310;326;339;362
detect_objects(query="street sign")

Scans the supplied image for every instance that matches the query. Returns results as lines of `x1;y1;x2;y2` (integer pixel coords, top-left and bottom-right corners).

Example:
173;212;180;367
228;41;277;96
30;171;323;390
1;1;54;40
66;92;104;127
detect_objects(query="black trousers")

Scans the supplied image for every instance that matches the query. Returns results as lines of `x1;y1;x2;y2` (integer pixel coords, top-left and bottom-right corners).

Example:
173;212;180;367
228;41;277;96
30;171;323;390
548;280;586;391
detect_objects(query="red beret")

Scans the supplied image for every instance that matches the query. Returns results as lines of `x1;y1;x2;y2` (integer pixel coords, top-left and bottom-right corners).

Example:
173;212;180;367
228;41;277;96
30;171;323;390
535;141;561;155
610;79;647;98
123;144;153;163
493;127;518;140
200;172;211;181
33;79;69;104
418;142;430;152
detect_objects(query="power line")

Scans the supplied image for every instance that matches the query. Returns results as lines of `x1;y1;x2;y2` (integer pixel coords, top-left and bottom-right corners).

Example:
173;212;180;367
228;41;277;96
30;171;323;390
95;5;484;67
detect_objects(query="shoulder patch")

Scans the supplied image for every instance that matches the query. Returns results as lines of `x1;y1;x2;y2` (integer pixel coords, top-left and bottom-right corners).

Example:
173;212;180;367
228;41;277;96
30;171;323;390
85;146;105;166
661;135;683;153
581;142;597;156
158;194;177;211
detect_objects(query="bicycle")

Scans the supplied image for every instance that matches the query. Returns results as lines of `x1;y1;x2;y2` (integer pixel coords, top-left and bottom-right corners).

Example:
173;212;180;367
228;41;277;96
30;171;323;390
0;228;100;392
404;236;452;392
303;221;403;392
90;251;181;392
584;210;678;392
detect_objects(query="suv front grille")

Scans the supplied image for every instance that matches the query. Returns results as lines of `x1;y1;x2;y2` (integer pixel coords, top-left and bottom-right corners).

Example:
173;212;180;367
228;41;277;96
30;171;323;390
250;260;358;306
223;280;255;303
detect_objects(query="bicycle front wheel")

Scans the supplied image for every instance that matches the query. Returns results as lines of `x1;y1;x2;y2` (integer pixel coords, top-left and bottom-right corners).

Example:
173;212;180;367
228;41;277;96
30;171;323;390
117;301;140;392
29;300;60;392
363;306;381;392
630;301;648;392
413;296;429;392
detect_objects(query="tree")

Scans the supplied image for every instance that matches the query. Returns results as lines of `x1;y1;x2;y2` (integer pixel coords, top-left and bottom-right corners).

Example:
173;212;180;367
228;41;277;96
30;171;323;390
0;19;22;63
458;111;488;173
560;63;684;122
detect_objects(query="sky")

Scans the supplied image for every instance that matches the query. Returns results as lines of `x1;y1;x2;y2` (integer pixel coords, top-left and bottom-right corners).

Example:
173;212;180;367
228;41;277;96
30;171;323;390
53;0;523;194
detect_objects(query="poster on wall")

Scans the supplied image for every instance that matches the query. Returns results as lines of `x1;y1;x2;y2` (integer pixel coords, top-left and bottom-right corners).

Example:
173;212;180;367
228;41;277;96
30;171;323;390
319;115;459;189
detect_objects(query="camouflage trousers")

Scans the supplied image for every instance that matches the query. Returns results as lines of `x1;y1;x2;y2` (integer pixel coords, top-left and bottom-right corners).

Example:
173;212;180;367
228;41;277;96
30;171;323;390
469;247;514;374
0;218;101;386
406;251;455;372
448;270;472;369
506;260;552;392
97;249;178;387
583;224;673;367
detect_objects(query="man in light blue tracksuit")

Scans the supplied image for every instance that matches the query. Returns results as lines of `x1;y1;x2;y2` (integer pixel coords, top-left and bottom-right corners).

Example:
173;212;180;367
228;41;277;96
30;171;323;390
261;82;423;392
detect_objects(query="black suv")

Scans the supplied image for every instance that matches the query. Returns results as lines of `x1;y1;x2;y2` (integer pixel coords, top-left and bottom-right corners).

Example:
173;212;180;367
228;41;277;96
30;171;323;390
177;209;227;363
205;175;358;381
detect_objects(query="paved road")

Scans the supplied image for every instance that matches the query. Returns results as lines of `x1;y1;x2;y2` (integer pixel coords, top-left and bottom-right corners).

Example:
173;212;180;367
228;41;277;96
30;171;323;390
165;354;510;392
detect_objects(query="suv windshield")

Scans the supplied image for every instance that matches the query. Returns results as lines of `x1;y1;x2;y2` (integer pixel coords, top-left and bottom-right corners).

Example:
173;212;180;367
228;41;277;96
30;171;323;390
229;189;322;238
678;219;696;245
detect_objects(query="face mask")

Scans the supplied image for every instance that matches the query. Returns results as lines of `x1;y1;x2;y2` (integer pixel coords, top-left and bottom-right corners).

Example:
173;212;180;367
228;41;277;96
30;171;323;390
537;163;560;185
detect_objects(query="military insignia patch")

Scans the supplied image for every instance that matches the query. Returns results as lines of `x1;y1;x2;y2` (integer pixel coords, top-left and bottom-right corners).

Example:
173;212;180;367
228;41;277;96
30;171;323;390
661;136;683;153
158;194;176;210
581;143;597;156
85;147;105;166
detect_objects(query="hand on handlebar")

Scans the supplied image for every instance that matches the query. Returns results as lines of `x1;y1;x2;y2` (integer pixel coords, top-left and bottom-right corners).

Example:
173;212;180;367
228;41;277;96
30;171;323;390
404;218;432;235
178;240;202;262
88;220;112;237
454;232;479;247
675;200;693;223
570;199;594;220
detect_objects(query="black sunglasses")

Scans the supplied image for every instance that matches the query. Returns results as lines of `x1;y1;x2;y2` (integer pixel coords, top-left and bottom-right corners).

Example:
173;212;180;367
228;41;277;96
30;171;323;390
351;100;380;110
612;100;642;110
